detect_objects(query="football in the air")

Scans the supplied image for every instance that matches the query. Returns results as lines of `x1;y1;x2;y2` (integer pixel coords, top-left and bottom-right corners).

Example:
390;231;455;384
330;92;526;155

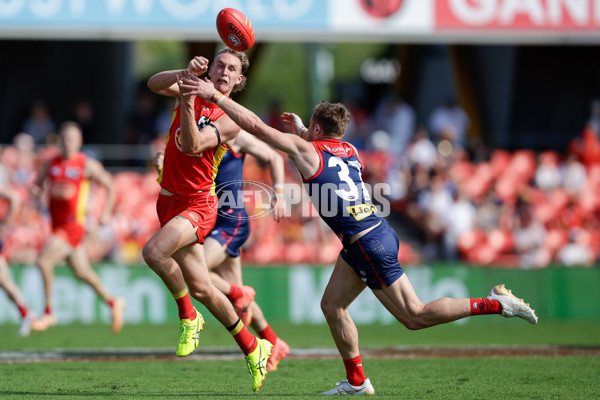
216;8;255;51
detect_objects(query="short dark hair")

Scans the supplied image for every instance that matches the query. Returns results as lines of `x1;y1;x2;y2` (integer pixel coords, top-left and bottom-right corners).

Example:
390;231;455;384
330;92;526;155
312;101;351;138
213;48;249;93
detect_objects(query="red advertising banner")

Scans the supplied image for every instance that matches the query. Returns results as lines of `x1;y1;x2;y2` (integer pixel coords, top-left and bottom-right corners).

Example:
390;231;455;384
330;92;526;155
436;0;600;31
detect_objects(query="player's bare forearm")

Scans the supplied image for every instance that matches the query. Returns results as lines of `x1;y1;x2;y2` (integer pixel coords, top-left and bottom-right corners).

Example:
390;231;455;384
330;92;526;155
148;57;208;97
268;152;285;188
178;95;204;154
147;70;185;97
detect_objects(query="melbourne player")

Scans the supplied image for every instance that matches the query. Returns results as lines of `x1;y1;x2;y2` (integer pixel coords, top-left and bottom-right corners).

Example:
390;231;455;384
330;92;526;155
178;75;538;395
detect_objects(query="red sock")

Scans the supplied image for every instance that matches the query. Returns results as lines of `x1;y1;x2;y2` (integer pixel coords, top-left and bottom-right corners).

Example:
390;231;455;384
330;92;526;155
44;304;52;316
17;304;28;318
173;289;196;320
343;355;366;387
107;298;115;308
258;325;278;345
227;319;258;355
227;285;244;301
470;298;502;315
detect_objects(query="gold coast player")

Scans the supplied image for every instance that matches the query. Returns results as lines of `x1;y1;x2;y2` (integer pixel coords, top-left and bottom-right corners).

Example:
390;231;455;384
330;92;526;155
144;49;271;392
179;75;539;395
154;130;291;371
31;121;124;332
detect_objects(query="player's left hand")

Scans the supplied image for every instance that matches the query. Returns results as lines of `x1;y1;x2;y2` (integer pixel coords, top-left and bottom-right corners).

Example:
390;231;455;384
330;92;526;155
179;73;215;100
281;112;307;137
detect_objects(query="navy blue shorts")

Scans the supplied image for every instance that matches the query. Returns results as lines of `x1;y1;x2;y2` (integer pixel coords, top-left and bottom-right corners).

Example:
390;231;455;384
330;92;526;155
208;211;250;257
340;220;404;290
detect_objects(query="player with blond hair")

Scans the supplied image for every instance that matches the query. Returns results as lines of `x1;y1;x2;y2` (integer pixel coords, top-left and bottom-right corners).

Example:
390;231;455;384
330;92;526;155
144;49;272;392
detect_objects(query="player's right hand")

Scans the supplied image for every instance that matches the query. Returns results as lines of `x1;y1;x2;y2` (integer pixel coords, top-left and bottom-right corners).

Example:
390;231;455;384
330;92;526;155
187;56;209;76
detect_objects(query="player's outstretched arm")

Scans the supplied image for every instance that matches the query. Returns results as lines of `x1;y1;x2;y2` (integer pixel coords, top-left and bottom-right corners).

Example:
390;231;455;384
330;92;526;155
236;131;286;222
147;56;209;97
179;75;312;162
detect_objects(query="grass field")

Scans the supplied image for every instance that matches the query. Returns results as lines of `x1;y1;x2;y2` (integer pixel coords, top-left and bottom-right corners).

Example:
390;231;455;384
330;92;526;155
1;320;600;399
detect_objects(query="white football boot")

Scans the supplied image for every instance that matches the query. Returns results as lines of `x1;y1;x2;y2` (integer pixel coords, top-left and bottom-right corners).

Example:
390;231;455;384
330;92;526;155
321;378;375;395
487;284;538;324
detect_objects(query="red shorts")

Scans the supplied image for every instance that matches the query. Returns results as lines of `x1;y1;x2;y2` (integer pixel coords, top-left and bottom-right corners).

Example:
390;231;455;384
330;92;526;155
53;223;86;247
156;192;218;245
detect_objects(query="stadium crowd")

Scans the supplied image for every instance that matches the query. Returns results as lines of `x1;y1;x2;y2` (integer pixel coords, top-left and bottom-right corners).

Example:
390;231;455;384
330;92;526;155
1;96;599;269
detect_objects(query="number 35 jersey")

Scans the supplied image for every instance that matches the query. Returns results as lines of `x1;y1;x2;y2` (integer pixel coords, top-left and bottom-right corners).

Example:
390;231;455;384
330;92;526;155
304;139;382;243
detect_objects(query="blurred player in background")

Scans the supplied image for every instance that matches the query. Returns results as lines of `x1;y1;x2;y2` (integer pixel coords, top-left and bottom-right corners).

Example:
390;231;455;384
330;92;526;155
0;185;37;337
144;49;271;392
154;129;290;371
179;76;539;396
30;121;124;332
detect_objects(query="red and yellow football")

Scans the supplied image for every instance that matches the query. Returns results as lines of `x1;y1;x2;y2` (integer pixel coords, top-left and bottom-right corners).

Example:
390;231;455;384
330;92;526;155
216;8;255;52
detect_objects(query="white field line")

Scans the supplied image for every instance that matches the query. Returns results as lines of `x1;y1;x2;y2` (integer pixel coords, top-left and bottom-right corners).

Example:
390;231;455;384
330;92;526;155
1;345;599;364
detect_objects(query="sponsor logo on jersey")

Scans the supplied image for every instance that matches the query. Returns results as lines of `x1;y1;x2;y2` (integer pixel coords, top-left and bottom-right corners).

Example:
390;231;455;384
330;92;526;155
346;203;377;221
323;144;352;155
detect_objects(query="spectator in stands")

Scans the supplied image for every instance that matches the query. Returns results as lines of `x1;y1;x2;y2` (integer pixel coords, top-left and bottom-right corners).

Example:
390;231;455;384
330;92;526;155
442;185;477;260
416;173;453;259
557;229;594;267
22;100;56;144
405;125;438;170
474;190;503;231
371;92;416;157
513;202;548;269
561;153;587;195
429;96;470;150
534;151;561;191
10;132;36;187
